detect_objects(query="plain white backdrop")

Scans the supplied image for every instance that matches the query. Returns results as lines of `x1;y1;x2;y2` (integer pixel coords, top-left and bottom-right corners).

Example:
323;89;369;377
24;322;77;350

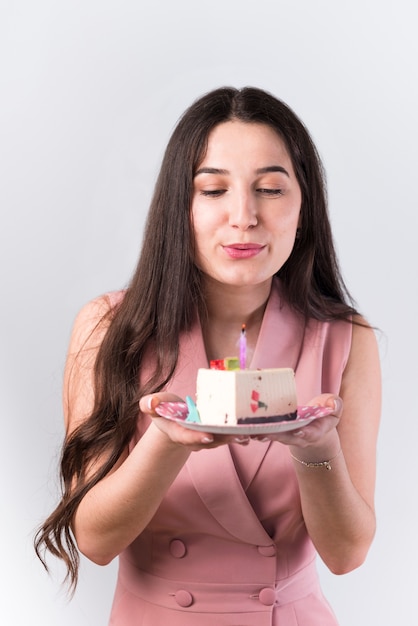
1;1;417;624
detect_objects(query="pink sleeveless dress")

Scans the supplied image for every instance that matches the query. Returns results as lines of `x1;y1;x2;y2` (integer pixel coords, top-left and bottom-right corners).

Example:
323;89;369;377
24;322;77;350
108;278;352;625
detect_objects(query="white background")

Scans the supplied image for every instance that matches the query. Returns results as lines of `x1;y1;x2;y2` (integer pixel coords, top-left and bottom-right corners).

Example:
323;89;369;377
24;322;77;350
1;1;417;624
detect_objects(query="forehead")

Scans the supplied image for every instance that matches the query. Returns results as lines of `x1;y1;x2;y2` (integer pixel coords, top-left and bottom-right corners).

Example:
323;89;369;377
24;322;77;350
201;120;292;166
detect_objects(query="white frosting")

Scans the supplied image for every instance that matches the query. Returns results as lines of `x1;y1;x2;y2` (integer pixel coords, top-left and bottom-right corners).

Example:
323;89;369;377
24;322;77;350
196;368;297;425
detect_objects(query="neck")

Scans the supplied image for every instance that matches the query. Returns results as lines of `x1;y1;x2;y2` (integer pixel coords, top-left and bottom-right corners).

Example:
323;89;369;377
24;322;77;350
202;277;272;324
199;278;273;362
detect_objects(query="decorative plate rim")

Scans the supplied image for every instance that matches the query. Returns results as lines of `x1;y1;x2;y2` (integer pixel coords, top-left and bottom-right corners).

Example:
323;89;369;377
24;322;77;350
153;403;333;435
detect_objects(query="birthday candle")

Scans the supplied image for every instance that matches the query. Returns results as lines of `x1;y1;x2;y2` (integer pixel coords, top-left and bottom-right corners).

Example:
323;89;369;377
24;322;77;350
239;324;247;369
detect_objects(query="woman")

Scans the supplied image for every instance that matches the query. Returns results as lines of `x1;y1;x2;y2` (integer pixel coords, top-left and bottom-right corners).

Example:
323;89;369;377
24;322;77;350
35;87;381;625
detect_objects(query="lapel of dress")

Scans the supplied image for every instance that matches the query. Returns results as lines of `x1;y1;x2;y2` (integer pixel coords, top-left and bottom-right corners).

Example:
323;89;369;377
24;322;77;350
186;445;272;545
250;277;305;371
166;279;304;545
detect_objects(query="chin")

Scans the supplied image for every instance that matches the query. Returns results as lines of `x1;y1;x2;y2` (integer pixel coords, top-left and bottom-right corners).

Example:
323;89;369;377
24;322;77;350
210;273;273;289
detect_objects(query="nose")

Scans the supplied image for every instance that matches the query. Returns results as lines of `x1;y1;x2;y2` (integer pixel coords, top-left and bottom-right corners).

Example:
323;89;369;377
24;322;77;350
228;190;258;230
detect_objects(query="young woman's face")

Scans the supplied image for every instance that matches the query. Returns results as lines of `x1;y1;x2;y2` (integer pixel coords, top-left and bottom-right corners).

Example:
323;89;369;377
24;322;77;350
191;121;302;289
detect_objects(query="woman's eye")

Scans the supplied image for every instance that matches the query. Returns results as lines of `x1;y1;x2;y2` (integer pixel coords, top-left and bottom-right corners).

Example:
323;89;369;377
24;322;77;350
200;189;226;197
257;188;284;196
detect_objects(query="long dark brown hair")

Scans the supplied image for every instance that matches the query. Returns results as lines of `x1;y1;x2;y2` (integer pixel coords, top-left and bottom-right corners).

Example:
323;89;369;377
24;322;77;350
34;86;358;591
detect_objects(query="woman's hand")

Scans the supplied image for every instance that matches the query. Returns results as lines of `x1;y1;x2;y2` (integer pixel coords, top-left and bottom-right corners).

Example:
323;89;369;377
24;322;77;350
140;393;250;450
252;393;343;453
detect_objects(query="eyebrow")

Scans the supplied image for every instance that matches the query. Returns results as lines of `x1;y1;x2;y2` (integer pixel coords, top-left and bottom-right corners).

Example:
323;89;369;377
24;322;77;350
256;166;290;177
194;167;228;176
194;165;290;177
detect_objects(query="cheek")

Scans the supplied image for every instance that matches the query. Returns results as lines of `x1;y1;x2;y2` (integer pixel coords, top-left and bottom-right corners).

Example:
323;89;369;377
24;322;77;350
191;210;213;265
269;213;299;237
190;214;206;252
191;204;222;240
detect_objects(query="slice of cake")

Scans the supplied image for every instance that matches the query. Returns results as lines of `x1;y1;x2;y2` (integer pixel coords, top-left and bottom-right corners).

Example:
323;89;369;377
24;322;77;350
195;367;297;425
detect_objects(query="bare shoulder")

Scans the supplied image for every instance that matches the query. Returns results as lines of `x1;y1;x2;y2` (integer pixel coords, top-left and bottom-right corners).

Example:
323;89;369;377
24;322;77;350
346;315;381;374
63;294;118;433
341;314;381;410
69;294;117;353
338;315;382;503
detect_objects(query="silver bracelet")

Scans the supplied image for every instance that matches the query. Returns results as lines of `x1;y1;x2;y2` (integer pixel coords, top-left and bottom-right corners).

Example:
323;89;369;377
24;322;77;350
290;448;342;471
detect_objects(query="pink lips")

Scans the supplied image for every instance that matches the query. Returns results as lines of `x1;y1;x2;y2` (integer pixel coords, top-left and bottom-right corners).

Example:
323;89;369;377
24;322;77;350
223;243;265;259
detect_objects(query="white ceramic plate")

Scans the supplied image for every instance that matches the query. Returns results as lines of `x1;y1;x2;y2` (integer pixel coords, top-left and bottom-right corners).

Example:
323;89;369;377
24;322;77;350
154;402;334;435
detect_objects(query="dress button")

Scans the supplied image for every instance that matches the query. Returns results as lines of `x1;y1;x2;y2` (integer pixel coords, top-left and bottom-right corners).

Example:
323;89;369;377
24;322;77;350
174;590;194;607
169;539;187;558
258;587;276;606
257;545;276;557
